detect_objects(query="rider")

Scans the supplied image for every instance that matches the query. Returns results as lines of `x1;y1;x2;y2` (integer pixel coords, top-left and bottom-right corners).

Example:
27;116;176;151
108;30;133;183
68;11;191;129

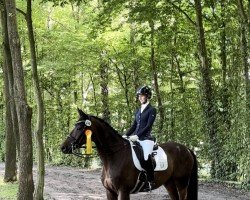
125;86;156;185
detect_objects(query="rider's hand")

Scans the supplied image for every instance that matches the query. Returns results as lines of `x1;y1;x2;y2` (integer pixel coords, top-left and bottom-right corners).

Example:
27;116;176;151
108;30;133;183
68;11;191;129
129;135;138;142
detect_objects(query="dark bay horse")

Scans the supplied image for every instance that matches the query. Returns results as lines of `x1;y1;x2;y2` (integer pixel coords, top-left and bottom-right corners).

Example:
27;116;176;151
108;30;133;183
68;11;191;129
61;109;198;200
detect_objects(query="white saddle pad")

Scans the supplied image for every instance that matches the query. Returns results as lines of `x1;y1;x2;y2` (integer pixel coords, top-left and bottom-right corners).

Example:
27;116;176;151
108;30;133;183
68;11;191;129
130;141;168;171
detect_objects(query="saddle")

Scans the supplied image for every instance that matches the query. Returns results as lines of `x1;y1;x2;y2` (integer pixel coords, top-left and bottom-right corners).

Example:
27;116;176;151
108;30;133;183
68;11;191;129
132;141;158;167
129;141;168;194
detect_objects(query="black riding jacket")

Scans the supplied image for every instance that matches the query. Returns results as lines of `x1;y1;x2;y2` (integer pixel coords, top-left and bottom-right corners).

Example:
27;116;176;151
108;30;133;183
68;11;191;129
126;104;156;140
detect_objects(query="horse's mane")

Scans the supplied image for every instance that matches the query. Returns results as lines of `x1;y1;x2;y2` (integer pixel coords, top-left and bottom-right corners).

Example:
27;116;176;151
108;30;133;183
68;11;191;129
90;115;124;139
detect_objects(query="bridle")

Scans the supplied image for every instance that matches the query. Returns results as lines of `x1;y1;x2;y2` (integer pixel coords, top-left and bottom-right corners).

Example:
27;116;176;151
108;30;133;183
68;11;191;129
68;119;95;158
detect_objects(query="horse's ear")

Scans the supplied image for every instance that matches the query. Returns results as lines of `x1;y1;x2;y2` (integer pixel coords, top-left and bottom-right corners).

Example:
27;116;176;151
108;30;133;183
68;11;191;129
77;108;88;119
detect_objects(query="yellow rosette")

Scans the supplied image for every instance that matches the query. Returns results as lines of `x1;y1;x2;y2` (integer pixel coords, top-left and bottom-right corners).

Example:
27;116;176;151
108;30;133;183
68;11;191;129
85;129;92;154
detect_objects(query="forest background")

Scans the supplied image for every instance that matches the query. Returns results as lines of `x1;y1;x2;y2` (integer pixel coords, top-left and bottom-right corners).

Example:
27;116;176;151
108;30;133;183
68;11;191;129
0;0;249;199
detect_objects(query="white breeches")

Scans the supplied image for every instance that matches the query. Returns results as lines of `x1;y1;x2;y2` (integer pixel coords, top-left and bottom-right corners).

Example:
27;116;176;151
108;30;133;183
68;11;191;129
138;139;154;160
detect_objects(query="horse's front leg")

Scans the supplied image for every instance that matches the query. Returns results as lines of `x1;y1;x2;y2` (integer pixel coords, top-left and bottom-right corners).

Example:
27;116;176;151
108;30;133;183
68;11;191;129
118;190;130;200
106;189;118;200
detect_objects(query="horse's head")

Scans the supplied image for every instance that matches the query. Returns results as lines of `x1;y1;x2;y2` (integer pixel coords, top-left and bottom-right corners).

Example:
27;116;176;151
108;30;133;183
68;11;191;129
61;108;91;154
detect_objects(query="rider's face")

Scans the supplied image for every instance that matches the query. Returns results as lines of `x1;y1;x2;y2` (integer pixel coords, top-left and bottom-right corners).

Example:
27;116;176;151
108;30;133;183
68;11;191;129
138;94;148;104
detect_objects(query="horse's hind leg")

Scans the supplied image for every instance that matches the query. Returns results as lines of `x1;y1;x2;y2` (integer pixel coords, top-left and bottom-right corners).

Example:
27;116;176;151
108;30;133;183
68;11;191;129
175;176;190;200
164;178;179;200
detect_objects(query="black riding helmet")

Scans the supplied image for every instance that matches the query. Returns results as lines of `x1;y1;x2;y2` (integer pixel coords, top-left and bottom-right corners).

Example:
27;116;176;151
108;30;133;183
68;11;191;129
136;86;152;99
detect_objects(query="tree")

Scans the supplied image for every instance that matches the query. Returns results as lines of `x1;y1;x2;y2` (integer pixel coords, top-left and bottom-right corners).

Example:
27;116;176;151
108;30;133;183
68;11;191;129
0;0;17;182
236;0;250;184
194;0;219;178
149;19;165;133
4;0;34;198
25;0;45;198
99;51;110;123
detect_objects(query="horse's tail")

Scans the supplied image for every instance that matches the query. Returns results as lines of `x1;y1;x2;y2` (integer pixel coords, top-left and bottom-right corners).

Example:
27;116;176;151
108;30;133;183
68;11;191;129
187;149;198;200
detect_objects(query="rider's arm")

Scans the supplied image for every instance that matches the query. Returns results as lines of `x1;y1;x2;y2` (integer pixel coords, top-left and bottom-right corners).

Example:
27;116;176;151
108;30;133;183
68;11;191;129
125;110;138;136
125;119;137;136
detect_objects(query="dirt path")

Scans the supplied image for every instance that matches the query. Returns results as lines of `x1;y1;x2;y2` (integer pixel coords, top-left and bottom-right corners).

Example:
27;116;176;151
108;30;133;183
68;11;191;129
0;164;249;200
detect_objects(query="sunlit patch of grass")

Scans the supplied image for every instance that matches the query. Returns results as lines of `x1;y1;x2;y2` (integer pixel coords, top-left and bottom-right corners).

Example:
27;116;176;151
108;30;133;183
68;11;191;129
0;176;17;199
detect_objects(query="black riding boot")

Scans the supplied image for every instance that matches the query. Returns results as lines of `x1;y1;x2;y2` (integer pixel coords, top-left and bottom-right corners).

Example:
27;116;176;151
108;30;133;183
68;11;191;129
145;155;155;183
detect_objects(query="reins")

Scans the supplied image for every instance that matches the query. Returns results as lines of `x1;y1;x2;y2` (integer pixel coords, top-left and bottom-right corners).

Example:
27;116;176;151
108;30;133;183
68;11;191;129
71;144;96;158
71;141;129;158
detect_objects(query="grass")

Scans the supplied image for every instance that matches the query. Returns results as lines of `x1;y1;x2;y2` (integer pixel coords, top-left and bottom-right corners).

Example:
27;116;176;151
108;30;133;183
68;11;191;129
0;176;17;199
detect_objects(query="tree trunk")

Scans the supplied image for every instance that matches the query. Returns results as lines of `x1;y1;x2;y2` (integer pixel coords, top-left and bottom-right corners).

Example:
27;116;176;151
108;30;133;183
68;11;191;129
5;0;34;198
194;0;219;178
130;22;140;92
100;52;110;123
1;0;20;157
219;0;230;132
149;19;165;132
237;0;250;129
129;19;140;124
174;55;193;141
25;0;45;199
2;63;17;182
217;0;237;180
109;53;133;125
237;0;250;184
1;0;17;182
90;75;99;116
6;55;20;158
169;54;175;140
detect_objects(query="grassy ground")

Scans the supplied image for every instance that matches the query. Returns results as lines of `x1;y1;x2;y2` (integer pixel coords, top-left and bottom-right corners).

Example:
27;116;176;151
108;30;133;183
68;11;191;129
0;176;17;200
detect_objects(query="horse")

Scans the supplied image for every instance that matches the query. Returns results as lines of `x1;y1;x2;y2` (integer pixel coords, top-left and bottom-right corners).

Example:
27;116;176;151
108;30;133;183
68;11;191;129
61;109;198;200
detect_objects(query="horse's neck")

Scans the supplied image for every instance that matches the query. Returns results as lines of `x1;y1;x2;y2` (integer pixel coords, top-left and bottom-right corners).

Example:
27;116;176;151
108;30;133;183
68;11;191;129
93;128;123;151
92;118;126;158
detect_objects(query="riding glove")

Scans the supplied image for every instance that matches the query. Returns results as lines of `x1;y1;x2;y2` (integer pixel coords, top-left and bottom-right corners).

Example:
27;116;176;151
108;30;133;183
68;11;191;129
129;135;139;142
